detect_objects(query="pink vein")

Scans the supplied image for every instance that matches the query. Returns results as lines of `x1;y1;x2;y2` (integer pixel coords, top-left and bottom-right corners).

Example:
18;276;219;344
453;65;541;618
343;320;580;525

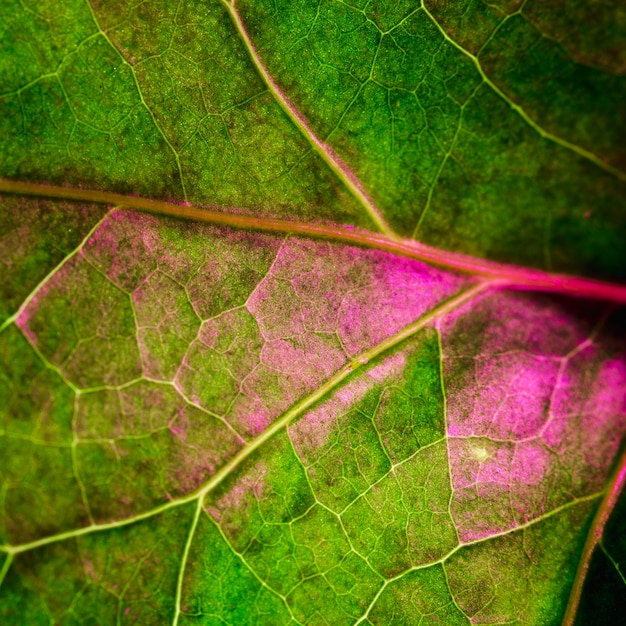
2;178;626;303
562;445;626;625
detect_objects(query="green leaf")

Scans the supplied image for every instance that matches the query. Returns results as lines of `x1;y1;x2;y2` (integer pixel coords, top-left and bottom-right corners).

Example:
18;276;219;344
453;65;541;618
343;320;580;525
1;1;625;624
235;0;626;279
2;0;626;278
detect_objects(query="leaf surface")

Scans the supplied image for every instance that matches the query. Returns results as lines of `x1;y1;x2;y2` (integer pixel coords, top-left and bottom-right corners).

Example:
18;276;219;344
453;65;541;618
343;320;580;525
1;1;625;624
574;481;626;624
2;0;626;278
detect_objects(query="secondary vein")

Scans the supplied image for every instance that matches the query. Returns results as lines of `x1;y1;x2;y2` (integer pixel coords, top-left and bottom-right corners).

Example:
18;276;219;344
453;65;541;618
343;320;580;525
0;282;491;556
420;1;626;183
220;0;396;237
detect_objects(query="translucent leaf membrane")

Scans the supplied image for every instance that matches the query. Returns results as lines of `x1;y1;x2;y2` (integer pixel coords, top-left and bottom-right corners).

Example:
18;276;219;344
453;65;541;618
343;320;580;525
1;209;624;623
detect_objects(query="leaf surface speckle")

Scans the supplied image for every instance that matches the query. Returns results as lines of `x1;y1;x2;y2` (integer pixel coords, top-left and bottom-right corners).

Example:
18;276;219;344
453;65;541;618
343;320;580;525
1;0;625;622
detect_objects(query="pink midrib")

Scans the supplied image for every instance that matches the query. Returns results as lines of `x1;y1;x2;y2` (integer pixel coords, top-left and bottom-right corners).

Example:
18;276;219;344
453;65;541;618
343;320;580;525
1;177;625;303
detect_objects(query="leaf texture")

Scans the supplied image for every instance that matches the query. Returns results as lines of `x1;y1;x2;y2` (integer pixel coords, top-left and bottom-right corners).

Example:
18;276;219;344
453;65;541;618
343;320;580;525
1;0;625;624
0;207;624;623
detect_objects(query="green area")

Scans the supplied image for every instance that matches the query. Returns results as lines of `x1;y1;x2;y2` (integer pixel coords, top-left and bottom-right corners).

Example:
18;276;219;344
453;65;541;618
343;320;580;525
238;0;626;279
1;0;625;622
0;0;369;228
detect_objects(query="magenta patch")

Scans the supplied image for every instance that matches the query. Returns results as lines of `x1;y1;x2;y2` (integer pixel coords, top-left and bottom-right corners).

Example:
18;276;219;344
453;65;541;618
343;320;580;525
441;291;626;542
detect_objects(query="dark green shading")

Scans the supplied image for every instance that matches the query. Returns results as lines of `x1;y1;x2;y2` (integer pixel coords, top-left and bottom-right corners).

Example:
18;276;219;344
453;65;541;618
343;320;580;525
0;326;85;545
575;482;626;625
426;0;626;75
0;195;106;326
0;0;95;94
479;14;626;169
418;89;626;282
237;0;626;280
525;0;626;74
237;0;481;236
0;503;194;624
422;1;626;168
446;499;596;624
422;0;517;54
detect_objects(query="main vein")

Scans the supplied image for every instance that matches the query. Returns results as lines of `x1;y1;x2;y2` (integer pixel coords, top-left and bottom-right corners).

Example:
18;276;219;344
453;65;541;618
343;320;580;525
2;178;626;303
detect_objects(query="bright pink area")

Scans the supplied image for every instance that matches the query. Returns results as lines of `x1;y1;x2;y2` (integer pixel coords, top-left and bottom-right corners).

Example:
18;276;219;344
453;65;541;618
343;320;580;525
262;335;343;378
441;292;592;443
81;216;464;443
543;350;626;493
247;239;340;340
367;356;406;382
15;306;38;345
449;437;560;541
442;291;626;542
247;238;464;353
510;443;551;488
227;392;272;437
337;250;464;356
240;237;461;437
446;352;559;440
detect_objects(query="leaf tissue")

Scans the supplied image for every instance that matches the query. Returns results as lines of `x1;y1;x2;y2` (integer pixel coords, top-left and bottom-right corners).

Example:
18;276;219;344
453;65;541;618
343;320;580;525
1;0;625;624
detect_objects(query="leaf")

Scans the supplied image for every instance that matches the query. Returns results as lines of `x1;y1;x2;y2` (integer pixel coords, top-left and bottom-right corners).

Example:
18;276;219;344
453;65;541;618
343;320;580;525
574;476;626;624
235;0;626;278
0;1;625;624
2;0;626;278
